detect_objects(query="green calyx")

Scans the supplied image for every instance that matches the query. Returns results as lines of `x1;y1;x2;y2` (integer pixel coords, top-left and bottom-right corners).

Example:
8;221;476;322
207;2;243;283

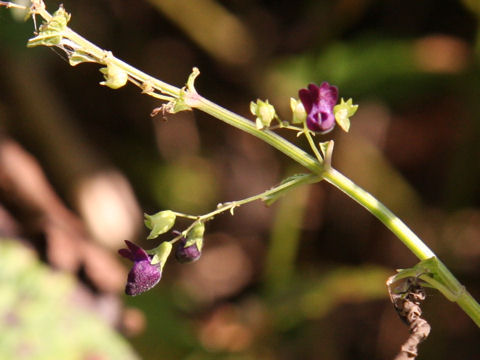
333;98;358;133
99;61;129;89
150;241;173;268
185;222;205;249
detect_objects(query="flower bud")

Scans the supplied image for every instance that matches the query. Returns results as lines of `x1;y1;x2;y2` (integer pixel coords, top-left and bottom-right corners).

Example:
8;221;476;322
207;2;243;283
289;98;307;124
250;99;276;129
99;62;128;89
174;223;204;263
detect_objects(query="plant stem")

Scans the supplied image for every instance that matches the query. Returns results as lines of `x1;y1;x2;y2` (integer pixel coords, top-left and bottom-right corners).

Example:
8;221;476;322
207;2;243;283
195;97;322;173
323;167;435;260
323;167;480;326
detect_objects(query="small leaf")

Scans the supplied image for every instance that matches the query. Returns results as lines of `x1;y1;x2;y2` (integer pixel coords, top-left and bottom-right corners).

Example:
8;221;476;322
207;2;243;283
144;210;176;239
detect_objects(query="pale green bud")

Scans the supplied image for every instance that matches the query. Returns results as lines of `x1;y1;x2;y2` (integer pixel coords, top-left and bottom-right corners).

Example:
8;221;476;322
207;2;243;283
99;62;128;89
250;99;276;129
290;98;307;124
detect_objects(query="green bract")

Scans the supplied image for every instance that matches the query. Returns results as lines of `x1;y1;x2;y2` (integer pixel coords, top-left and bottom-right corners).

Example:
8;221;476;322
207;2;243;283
144;210;177;239
333;98;358;133
250;99;276;129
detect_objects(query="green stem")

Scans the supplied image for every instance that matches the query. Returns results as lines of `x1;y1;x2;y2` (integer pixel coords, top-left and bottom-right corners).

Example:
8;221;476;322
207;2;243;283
171;173;320;243
323;167;480;326
323;168;434;259
196;97;322;173
303;126;324;163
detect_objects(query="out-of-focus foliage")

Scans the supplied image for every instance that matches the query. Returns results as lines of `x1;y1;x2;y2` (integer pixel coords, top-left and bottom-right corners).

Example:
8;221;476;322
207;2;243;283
0;239;138;360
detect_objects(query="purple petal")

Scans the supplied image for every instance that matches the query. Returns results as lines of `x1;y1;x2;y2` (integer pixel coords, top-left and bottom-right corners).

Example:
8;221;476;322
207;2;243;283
125;259;162;296
298;82;339;133
175;241;202;263
123;240;150;262
299;88;314;113
318;82;338;108
118;247;133;261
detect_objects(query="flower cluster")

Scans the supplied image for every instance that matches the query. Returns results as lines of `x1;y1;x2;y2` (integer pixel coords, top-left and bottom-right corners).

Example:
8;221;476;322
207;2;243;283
118;211;205;296
119;82;357;296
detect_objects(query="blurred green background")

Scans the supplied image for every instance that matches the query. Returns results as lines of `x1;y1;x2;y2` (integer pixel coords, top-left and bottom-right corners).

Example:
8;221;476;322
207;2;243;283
1;0;480;359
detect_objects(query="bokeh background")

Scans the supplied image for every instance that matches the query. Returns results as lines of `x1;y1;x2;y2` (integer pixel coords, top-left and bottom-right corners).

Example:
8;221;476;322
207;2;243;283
1;0;480;359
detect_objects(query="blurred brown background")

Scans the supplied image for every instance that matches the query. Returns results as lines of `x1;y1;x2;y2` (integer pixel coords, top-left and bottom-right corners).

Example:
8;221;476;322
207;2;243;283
1;0;480;359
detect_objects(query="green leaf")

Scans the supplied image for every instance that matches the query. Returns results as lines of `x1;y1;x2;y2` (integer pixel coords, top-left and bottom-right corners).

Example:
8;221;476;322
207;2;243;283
144;210;176;239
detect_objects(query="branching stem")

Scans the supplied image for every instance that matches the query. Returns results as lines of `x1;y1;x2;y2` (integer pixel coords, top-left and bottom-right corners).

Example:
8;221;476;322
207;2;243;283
3;0;480;327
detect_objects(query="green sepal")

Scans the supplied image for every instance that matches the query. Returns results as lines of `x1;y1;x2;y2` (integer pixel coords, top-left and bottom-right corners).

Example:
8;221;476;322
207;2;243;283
185;222;205;248
144;210;176;239
150;241;172;268
27;5;71;48
333;98;358;133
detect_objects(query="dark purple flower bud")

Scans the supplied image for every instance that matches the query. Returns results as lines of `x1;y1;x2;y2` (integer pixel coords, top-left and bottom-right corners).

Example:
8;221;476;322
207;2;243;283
299;82;338;133
118;240;161;296
173;230;202;263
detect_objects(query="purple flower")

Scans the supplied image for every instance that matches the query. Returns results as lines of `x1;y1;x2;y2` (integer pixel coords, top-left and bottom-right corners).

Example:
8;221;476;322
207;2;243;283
299;82;338;133
118;240;161;296
174;231;202;263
